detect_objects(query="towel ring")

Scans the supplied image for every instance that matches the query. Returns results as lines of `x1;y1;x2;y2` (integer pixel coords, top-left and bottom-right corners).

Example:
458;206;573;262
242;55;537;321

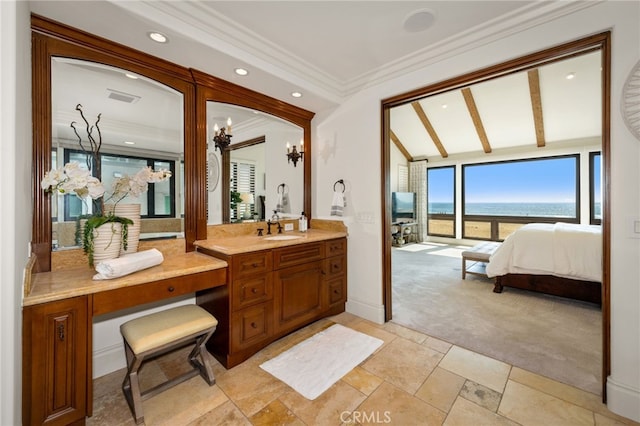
277;183;288;194
333;179;345;193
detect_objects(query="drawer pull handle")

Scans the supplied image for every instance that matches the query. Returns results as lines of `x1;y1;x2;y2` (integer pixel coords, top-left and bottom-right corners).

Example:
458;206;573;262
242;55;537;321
333;290;340;294
252;263;259;268
251;322;258;329
168;286;175;292
57;324;65;341
251;288;258;294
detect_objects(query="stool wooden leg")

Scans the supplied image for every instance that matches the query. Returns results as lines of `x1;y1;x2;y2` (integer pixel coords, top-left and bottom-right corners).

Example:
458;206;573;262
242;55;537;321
462;257;467;279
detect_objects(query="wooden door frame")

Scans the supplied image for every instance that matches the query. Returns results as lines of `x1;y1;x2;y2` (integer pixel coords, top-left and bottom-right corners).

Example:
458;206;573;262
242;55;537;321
380;32;611;400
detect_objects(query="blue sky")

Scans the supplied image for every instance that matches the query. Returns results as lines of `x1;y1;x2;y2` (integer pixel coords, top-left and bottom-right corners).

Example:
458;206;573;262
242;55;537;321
428;156;590;203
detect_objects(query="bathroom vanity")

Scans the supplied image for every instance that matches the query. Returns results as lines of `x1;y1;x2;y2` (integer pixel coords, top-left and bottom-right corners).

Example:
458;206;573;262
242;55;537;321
194;225;348;368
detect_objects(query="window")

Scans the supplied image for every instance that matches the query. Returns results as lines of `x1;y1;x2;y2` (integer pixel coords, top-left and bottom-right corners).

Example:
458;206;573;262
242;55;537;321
63;150;97;222
590;152;601;225
230;160;256;221
427;166;455;237
463;155;579;219
101;154;175;218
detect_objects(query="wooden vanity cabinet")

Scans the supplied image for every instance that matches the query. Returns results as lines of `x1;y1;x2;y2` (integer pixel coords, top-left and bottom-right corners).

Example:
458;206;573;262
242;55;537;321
22;296;89;426
198;237;347;368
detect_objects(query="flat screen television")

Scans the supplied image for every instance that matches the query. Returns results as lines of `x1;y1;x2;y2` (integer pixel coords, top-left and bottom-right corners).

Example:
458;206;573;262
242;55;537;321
392;192;415;222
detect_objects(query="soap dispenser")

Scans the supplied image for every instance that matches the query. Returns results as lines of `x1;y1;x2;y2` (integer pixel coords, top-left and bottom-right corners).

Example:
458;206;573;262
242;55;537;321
299;212;307;232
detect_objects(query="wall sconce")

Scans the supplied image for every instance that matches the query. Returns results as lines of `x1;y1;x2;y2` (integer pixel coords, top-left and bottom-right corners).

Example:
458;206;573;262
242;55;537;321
286;139;304;167
213;117;233;152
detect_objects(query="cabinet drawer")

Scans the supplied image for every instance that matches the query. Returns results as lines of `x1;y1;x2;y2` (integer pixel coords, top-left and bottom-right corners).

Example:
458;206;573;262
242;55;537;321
273;242;324;269
92;269;226;316
232;275;273;311
326;238;347;257
232;251;272;279
325;255;346;277
231;302;272;350
327;275;347;307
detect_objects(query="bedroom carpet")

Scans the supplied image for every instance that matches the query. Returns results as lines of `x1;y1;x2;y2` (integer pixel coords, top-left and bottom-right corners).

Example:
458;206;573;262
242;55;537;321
391;243;602;395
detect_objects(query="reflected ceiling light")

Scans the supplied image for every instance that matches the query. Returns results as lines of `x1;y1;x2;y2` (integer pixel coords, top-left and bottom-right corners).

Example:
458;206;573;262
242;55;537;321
148;32;168;43
234;68;249;76
291;91;302;98
124;141;135;145
403;9;436;33
566;72;576;80
125;73;138;79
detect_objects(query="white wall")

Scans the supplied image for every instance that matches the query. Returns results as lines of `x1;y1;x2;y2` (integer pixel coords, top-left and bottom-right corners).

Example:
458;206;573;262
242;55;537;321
1;1;31;423
313;2;639;421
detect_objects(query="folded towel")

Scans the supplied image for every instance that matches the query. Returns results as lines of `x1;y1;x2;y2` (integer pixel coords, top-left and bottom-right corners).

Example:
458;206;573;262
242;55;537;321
93;248;164;280
330;191;344;216
276;192;285;213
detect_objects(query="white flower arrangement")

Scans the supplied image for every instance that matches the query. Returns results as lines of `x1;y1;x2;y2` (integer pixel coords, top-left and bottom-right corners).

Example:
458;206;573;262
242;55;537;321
42;161;172;266
41;161;105;200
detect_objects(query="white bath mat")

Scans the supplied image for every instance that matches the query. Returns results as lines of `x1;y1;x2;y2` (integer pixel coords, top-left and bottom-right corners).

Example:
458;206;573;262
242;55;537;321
260;324;383;400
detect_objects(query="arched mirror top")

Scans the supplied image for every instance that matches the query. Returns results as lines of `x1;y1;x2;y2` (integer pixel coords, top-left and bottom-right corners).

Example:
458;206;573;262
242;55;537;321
31;15;197;272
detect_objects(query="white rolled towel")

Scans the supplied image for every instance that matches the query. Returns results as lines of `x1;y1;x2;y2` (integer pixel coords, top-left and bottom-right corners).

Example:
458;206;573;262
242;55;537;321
93;248;164;280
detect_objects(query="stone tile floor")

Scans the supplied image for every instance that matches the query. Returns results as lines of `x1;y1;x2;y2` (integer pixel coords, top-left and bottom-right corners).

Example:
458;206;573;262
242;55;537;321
89;312;637;426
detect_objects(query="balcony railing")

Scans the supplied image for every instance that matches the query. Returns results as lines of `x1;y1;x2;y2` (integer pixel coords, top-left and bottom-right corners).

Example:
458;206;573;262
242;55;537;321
427;214;579;241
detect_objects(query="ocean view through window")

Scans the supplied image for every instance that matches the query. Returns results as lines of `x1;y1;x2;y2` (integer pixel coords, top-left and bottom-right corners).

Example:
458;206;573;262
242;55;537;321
463;155;579;219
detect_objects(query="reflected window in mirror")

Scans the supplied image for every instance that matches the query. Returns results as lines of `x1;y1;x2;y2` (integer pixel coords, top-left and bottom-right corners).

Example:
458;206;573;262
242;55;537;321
51;57;185;249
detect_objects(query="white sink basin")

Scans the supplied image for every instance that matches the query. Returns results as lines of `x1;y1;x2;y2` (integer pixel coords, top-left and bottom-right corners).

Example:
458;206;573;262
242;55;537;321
263;235;303;241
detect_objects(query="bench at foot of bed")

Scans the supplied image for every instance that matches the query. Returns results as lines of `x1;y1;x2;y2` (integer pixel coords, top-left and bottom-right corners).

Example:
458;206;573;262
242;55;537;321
493;273;601;305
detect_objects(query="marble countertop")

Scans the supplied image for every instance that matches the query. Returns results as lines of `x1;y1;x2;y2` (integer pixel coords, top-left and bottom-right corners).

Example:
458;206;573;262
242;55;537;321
24;252;228;307
194;229;347;256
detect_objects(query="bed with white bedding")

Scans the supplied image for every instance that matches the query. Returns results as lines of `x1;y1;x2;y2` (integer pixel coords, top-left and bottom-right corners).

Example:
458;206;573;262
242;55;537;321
486;222;602;304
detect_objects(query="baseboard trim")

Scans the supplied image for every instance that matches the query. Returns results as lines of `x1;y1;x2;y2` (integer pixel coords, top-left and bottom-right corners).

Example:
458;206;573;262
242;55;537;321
607;376;640;422
345;299;385;324
93;343;126;379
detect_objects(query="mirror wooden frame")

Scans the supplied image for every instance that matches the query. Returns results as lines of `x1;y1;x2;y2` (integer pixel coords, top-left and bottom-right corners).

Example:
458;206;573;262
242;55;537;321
31;15;197;272
192;69;314;228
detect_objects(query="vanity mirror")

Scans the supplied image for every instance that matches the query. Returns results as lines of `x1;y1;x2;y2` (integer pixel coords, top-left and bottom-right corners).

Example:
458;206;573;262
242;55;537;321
31;16;196;272
192;69;314;228
206;102;304;224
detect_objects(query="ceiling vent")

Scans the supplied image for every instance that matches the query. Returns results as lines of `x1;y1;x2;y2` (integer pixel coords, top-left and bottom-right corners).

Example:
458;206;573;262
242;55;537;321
107;88;141;104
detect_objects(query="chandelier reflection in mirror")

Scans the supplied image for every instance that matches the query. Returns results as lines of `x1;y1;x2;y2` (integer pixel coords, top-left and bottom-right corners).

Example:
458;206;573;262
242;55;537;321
286;139;304;167
213;117;233;152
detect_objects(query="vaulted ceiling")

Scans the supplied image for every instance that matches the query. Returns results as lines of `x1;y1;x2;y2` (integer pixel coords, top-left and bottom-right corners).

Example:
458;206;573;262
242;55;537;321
390;50;602;161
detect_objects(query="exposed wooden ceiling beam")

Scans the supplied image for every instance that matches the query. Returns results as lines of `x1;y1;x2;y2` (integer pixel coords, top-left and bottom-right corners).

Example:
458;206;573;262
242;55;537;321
528;69;546;147
411;101;448;158
461;87;492;153
389;130;413;161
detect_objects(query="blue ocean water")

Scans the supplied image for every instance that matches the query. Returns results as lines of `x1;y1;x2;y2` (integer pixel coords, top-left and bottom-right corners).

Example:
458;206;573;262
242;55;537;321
428;202;601;218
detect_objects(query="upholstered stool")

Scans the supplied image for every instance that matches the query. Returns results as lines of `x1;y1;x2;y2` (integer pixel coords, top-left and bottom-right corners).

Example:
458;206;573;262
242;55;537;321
120;305;218;424
461;241;501;279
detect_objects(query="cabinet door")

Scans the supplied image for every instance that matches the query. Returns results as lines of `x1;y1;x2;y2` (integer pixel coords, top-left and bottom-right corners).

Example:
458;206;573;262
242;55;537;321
23;297;88;426
273;260;324;333
231;302;273;351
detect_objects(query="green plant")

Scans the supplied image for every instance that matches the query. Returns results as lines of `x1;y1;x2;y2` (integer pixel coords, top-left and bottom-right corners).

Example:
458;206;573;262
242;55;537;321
82;214;133;266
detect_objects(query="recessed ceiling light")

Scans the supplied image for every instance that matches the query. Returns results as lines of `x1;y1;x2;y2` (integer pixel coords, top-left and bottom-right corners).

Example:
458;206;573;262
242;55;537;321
403;9;436;33
291;91;302;98
124;141;135;145
125;73;138;79
566;72;576;80
148;32;168;44
442;104;448;109
234;68;249;76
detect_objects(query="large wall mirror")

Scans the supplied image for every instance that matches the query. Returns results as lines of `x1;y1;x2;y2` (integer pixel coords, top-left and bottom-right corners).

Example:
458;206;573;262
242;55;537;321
50;57;185;249
206;102;305;224
192;69;314;230
31;16;196;272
